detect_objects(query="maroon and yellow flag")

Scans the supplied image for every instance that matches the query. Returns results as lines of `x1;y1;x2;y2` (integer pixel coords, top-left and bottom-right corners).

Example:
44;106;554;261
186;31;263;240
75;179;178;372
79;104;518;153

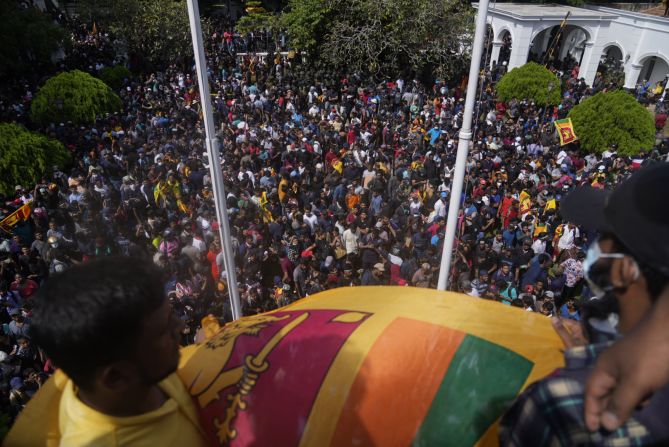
178;288;564;446
330;157;343;175
0;202;32;234
4;288;564;447
519;190;532;216
554;118;578;146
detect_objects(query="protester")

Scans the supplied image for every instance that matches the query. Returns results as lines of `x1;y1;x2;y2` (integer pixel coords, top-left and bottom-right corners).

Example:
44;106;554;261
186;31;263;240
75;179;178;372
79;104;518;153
5;257;207;446
500;163;669;445
0;10;667;431
585;287;669;433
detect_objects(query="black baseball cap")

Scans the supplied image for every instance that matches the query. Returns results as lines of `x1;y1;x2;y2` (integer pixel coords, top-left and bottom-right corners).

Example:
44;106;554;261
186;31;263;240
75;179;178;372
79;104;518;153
561;163;669;276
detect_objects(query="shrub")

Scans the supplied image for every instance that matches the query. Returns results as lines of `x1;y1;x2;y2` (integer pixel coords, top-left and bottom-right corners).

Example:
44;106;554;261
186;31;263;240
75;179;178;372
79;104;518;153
97;65;132;91
30;70;122;125
568;90;655;156
0;123;71;197
496;62;562;106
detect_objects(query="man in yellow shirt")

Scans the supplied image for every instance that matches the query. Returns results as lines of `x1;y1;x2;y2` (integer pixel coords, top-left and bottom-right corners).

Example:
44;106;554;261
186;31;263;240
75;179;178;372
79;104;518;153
5;257;208;447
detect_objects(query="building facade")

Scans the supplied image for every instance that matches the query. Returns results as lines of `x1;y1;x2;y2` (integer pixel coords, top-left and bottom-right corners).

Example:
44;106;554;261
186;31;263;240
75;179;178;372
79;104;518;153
479;3;669;89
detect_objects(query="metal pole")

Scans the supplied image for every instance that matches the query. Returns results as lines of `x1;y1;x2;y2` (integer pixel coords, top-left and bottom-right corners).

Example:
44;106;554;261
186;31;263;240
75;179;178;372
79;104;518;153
186;0;242;320
437;0;491;290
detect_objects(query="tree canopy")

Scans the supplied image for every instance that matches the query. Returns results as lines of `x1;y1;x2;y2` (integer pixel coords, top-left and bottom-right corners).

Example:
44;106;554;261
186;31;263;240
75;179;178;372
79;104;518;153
236;1;278;34
568;90;656;156
0;123;71;197
278;0;475;79
77;0;211;67
277;0;328;53
496;62;562;106
0;2;66;80
30;70;122;125
496;0;584;5
97;65;132;91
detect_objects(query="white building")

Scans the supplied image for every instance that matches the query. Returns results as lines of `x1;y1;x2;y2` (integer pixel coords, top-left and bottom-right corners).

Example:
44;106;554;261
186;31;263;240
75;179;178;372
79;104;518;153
478;3;669;89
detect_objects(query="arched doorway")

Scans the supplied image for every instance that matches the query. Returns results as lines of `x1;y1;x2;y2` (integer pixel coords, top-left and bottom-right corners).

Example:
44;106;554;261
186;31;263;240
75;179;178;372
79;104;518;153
528;25;589;71
597;45;626;88
636;55;669;87
603;45;623;63
498;30;512;67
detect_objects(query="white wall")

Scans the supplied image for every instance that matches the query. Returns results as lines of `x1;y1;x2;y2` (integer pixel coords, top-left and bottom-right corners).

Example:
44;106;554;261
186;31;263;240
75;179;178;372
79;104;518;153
587;5;669;89
484;4;669;90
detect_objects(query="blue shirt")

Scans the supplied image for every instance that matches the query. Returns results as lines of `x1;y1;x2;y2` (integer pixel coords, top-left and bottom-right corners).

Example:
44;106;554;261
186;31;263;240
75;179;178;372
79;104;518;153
560;304;581;321
427;128;442;146
370;195;383;215
521;260;547;289
502;229;516;247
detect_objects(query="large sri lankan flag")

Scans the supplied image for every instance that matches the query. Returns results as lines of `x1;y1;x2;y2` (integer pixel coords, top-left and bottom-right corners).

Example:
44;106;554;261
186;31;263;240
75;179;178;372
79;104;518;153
178;288;564;447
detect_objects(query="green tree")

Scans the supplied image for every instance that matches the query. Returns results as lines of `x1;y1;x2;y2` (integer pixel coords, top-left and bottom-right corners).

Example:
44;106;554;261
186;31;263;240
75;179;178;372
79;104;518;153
97;65;133;91
0;123;71;197
496;62;562;106
0;2;66;80
30;70;122;125
496;0;584;5
279;0;329;53
236;1;278;34
279;0;474;78
568;90;655;156
78;0;211;67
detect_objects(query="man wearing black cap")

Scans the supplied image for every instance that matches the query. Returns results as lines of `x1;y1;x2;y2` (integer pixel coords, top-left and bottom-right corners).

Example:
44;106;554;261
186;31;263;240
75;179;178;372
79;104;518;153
500;163;669;446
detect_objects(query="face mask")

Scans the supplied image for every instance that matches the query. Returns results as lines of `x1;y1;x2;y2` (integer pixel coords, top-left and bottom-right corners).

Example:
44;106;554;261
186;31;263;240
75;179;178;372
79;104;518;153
583;240;625;299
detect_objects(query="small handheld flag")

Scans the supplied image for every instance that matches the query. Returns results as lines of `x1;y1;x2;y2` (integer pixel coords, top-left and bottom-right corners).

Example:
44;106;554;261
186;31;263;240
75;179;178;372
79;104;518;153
554;118;578;146
0;202;32;234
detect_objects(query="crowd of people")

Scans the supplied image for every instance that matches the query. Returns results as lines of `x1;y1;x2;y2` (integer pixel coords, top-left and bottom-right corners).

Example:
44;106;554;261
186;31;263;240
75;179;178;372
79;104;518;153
0;10;668;427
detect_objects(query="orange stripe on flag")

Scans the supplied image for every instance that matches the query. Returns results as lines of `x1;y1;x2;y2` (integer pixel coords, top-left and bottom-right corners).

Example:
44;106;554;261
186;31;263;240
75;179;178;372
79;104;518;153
331;318;465;447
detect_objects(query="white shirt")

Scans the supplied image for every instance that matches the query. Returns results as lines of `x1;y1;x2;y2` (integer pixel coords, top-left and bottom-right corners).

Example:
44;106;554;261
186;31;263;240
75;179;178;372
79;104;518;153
557;150;568;165
434;199;446;218
409;200;422;215
362;169;376;188
558;226;580;250
303;213;318;231
342;229;359;254
192;237;206;253
237;170;255;188
531;239;546;255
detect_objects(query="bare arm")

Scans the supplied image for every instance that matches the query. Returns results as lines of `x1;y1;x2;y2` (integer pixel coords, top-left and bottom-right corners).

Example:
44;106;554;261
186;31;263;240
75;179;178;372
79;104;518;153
585;286;669;431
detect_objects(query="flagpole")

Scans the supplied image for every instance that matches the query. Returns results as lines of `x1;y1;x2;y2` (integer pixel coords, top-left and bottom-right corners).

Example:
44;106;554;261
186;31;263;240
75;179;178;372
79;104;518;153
543;12;570;66
186;0;242;320
437;0;491;290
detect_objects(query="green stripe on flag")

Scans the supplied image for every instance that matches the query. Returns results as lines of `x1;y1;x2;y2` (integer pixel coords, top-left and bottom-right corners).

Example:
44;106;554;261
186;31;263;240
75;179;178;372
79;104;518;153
412;335;533;447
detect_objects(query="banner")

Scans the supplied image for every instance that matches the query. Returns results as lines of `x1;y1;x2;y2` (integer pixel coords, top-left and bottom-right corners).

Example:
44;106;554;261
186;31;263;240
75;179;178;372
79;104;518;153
178;288;564;447
0;202;32;233
554;118;578;146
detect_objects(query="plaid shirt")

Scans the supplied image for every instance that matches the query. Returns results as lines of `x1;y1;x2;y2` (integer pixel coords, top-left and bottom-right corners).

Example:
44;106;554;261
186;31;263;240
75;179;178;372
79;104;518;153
500;342;669;446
